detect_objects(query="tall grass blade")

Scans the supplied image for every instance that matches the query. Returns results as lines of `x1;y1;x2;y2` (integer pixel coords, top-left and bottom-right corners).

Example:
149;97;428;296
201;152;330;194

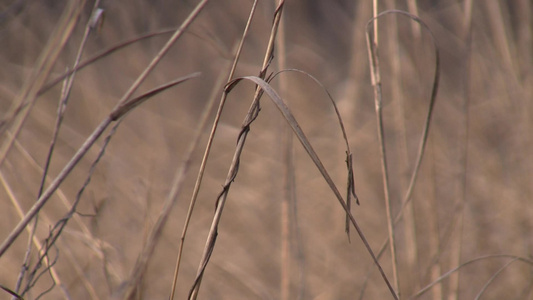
224;76;398;299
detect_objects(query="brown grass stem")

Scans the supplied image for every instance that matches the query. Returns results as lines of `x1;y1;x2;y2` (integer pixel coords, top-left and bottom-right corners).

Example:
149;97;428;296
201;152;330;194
474;258;518;300
270;68;359;227
225;76;398;299
383;4;421;295
378;10;439;233
117;70;223;300
411;255;533;299
0;73;198;258
168;2;259;300
0;0;86;168
0;115;111;258
188;4;285;299
0;172;67;299
361;9;441;300
2;2;527;299
110;0;209;113
15;2;102;296
448;3;473;299
274;1;292;299
366;6;400;296
39;27;227;97
0;0;206;258
270;67;358;298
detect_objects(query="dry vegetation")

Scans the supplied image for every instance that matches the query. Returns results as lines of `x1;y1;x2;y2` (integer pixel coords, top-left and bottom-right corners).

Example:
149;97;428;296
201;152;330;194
0;0;532;299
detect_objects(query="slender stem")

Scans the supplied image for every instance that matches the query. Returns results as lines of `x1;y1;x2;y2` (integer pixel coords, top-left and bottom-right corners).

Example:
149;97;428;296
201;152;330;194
367;4;401;296
0;117;112;257
168;1;259;298
112;0;209;111
274;0;292;299
188;3;285;299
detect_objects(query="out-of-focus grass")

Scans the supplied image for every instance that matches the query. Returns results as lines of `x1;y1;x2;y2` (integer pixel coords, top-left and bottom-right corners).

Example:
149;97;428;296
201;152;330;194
0;1;531;299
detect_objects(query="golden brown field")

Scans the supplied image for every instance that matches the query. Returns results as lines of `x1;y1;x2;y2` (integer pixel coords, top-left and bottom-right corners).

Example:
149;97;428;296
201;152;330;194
0;1;531;299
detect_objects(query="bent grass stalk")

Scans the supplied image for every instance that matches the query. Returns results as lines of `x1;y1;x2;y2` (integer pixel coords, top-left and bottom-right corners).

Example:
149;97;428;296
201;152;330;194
3;2;528;299
0;0;208;257
360;9;440;300
412;254;533;299
189;75;398;299
269;67;360;298
0;73;199;258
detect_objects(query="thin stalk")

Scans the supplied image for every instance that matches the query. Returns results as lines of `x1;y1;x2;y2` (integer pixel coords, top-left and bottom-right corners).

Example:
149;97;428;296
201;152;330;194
448;2;473;299
474;259;518;300
187;3;285;299
406;0;421;39
0;172;70;300
0;117;112;257
0;0;86;168
111;0;209;112
225;75;399;300
367;4;401;296
412;255;533;299
0;70;198;258
360;10;441;300
116;73;218;300
426;146;442;300
15;2;102;297
274;0;292;299
168;1;259;299
10;136;122;281
0;0;206;256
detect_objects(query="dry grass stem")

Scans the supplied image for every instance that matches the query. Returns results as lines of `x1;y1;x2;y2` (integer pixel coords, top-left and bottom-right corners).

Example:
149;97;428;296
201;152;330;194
187;2;286;296
0;72;198;257
226;76;397;299
168;2;259;299
366;6;400;296
361;9;440;299
118;70;221;300
0;0;86;167
413;255;533;299
1;2;530;299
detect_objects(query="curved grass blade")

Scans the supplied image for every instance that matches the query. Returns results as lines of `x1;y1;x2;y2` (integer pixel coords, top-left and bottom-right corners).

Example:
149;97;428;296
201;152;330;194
110;72;200;120
474;258;517;300
269;68;359;240
412;254;533;299
359;9;440;299
366;9;440;228
225;76;399;300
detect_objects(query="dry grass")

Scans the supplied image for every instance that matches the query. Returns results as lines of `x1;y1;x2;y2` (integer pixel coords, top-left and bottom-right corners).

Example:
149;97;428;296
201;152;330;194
0;1;532;299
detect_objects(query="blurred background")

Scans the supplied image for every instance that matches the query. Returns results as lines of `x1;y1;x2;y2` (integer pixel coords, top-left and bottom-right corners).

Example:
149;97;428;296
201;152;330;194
0;0;531;299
